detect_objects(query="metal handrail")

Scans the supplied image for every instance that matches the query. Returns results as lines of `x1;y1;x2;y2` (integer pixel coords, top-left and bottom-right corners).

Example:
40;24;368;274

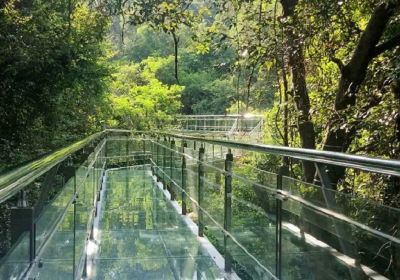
0;131;105;203
151;139;400;242
153;131;400;177
1;128;399;203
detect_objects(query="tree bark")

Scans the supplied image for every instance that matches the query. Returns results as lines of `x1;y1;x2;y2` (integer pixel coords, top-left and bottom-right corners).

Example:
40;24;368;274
322;1;400;188
281;0;316;182
171;31;180;84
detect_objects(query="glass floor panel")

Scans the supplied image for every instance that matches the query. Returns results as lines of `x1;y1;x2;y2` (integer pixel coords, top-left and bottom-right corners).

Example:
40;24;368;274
88;167;225;280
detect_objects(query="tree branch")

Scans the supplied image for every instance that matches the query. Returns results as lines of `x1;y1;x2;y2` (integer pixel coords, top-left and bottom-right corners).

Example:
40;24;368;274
330;56;345;72
374;33;400;57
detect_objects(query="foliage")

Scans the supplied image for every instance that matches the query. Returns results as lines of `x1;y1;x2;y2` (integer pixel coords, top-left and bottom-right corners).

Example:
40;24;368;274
0;0;110;169
106;57;183;129
124;25;173;62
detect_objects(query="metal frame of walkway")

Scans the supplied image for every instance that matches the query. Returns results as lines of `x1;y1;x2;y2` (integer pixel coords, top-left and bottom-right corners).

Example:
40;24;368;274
174;115;264;141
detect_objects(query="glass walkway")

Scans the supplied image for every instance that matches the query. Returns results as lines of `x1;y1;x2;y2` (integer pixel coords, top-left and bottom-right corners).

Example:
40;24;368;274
0;129;399;280
87;166;225;279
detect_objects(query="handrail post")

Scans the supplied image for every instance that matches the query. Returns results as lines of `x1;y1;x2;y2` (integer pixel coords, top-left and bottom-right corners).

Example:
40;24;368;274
126;137;129;167
275;165;289;279
143;137;146;164
162;137;167;189
198;146;205;237
170;139;176;200
104;135;108;159
181;141;188;215
224;149;233;273
72;169;77;280
156;137;160;181
150;136;154;173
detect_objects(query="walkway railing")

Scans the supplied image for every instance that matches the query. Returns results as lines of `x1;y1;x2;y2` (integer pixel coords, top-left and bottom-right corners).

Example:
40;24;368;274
175;115;264;141
0;131;107;279
0;129;399;279
146;131;400;280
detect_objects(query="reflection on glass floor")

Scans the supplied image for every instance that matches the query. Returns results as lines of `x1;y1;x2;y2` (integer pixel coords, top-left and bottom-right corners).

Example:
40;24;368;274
88;166;225;280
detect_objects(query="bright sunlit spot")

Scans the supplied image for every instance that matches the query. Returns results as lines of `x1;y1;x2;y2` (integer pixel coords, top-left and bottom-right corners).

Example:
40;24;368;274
86;240;98;256
243;113;255;119
93;228;99;240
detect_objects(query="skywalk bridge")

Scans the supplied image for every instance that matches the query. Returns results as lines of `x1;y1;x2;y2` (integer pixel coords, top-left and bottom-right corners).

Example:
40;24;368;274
0;129;399;280
174;115;264;141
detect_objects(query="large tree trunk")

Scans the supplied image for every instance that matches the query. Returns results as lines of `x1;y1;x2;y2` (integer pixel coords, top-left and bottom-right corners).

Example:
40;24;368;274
322;1;400;188
281;0;316;182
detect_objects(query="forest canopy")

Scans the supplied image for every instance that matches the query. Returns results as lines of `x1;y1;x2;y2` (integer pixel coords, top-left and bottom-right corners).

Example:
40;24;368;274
1;0;399;184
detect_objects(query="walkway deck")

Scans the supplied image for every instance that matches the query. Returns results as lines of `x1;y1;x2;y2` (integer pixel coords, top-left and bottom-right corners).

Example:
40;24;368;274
88;166;225;280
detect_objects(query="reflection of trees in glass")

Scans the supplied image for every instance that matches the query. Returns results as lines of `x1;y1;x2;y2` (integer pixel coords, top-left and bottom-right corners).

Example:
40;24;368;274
197;157;360;279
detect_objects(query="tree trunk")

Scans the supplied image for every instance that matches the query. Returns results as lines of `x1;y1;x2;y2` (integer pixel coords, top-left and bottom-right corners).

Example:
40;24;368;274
245;64;256;111
322;1;400;188
111;15;123;52
281;0;316;182
172;31;179;84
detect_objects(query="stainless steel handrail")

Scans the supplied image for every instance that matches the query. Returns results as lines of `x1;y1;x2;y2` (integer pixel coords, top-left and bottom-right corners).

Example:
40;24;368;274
0;131;105;203
152;131;400;177
1;128;399;203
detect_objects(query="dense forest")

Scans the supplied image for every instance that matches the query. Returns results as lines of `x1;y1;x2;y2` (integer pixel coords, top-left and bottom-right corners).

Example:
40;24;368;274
1;1;400;279
1;1;399;193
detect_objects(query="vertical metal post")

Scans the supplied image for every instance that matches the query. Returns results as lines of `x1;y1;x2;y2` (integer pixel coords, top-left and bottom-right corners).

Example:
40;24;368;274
170;139;175;200
96;163;100;201
224;149;233;273
126;138;129;168
32;223;36;262
162;137;167;189
213;118;216;132
92;165;96;219
150;138;154;173
152;136;155;163
181;141;188;215
104;136;108;164
143;138;146;164
198;146;205;237
156;137;160;181
275;165;288;279
73;171;77;280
